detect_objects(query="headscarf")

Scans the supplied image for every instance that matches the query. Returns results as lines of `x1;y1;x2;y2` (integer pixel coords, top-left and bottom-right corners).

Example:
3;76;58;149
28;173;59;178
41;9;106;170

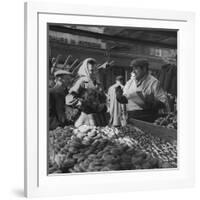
77;58;96;78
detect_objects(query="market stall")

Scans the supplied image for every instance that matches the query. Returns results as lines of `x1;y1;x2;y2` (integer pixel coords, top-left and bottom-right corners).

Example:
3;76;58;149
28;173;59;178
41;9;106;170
48;24;178;173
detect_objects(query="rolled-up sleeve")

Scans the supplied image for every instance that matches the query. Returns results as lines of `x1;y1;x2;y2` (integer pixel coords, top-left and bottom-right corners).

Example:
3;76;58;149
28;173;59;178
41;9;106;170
65;78;86;106
151;80;170;111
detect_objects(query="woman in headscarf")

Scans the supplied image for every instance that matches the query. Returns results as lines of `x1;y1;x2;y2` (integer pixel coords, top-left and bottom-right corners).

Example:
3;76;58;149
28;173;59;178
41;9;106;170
65;58;107;127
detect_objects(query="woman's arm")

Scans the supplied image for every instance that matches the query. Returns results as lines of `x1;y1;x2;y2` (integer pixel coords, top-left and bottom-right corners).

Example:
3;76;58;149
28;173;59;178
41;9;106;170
65;77;86;107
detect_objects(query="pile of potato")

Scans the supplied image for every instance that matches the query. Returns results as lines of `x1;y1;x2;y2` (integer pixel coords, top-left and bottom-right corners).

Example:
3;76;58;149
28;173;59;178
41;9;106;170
48;125;177;174
154;112;177;129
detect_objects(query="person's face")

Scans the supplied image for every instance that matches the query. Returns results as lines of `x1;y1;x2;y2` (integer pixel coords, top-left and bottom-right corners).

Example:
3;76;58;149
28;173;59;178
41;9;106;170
132;66;146;81
116;80;123;85
55;76;62;84
130;72;135;79
87;63;95;75
56;74;72;88
62;74;73;88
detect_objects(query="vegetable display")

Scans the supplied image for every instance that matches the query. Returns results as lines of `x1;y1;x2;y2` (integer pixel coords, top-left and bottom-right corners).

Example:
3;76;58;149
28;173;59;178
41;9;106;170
49;125;177;174
154;112;177;129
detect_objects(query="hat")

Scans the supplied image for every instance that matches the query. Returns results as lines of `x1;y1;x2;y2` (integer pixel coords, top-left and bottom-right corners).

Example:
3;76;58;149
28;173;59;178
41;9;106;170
116;75;123;81
54;70;72;77
130;58;149;68
87;58;96;65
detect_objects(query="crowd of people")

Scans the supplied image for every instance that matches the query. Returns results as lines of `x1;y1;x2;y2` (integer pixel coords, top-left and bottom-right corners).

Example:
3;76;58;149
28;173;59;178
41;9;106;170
49;57;170;130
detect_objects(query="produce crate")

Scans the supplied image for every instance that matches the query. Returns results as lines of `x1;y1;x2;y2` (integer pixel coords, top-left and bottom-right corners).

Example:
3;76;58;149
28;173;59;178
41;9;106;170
128;118;177;144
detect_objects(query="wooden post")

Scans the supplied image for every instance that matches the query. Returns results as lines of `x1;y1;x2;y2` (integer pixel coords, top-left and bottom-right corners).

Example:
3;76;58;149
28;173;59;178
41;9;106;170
70;59;79;70
63;55;72;68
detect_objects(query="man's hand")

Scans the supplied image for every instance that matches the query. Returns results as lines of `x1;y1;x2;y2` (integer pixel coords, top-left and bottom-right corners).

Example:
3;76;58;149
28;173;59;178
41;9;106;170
152;100;165;111
145;93;155;104
142;93;154;109
115;85;123;96
115;86;128;104
144;93;165;111
143;94;165;111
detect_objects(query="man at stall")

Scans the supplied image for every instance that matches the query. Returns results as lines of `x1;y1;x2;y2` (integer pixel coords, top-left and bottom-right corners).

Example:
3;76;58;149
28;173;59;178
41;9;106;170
116;58;169;122
49;70;74;130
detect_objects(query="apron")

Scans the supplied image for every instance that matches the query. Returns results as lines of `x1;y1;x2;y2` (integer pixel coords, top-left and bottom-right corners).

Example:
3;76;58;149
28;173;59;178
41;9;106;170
123;78;146;111
123;76;160;122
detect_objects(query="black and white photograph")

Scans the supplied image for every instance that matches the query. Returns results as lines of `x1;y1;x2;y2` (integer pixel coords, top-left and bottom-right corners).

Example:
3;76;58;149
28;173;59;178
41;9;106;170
48;24;177;174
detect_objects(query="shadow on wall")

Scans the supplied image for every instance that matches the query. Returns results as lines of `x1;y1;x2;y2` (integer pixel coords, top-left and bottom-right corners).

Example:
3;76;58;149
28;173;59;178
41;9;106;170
11;188;24;197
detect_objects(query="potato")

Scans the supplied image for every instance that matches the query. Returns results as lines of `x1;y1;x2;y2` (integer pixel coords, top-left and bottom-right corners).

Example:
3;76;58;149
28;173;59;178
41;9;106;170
49;123;177;173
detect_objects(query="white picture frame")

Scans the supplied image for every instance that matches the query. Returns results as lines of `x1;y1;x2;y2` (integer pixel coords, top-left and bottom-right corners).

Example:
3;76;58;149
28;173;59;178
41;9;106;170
24;1;195;197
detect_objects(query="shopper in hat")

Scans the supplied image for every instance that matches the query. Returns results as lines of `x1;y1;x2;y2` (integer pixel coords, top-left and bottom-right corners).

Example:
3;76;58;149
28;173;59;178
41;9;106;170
49;70;73;130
